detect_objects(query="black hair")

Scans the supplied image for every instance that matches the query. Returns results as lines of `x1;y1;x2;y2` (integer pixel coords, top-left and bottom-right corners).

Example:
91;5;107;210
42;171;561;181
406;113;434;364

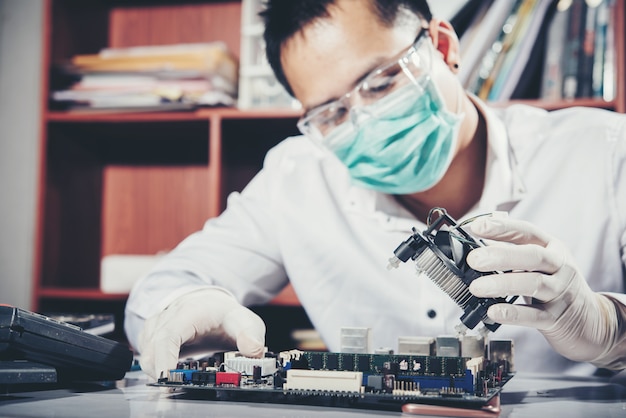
260;0;432;97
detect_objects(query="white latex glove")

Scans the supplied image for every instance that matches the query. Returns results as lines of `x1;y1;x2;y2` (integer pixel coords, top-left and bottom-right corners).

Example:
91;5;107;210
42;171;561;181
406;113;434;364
137;288;266;380
466;216;626;370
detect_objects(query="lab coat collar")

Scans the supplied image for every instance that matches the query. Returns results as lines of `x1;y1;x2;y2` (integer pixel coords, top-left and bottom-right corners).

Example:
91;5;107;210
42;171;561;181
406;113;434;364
469;94;526;213
342;94;526;230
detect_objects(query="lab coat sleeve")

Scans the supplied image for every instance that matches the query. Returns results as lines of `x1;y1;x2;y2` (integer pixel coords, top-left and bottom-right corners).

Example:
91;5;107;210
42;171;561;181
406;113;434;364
595;115;626;370
613;115;626;291
124;151;289;348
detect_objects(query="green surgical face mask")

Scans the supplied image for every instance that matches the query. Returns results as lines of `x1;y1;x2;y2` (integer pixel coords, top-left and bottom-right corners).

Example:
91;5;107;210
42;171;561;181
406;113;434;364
323;78;463;195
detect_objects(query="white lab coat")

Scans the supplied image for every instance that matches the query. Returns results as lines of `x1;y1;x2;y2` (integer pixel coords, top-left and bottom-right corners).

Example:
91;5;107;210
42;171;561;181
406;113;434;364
125;99;626;376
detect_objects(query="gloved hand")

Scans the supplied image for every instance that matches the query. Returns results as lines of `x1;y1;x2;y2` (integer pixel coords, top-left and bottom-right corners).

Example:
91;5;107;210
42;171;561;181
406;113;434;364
466;216;626;370
137;288;266;380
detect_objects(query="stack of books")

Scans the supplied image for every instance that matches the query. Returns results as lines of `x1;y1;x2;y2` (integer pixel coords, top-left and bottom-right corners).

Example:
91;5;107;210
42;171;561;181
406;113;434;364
541;0;615;101
51;42;238;112
453;0;615;102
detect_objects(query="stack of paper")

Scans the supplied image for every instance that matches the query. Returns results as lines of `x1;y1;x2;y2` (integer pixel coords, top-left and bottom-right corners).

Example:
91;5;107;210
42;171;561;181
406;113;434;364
51;42;238;111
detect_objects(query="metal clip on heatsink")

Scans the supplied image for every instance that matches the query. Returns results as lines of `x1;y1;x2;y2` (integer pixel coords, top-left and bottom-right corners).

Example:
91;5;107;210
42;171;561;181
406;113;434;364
388;208;516;334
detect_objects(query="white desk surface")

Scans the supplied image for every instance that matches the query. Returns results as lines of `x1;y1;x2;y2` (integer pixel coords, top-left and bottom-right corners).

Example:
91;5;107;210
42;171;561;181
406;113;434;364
1;370;626;418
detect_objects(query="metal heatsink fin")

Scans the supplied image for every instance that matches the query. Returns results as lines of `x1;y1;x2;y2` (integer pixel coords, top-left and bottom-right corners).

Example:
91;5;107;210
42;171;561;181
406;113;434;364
415;248;473;309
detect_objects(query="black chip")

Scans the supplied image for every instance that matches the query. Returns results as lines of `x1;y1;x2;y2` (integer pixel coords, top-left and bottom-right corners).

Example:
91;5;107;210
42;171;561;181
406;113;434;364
445;358;460;374
310;353;323;370
327;353;339;370
428;357;443;375
342;354;355;371
357;355;370;372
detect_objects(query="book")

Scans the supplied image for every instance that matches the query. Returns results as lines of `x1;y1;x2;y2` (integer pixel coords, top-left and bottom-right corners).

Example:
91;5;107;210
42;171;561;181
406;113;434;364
474;0;536;100
598;0;616;101
71;42;238;85
457;0;518;88
576;0;601;98
540;1;571;100
561;0;587;99
489;0;554;102
510;0;558;100
592;0;611;98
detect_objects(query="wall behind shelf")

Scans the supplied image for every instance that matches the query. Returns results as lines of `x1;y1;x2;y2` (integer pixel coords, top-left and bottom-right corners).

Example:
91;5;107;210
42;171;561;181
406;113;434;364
0;0;44;309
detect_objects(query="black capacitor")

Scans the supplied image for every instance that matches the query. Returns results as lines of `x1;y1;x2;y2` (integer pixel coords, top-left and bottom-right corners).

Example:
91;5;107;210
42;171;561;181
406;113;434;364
252;365;262;382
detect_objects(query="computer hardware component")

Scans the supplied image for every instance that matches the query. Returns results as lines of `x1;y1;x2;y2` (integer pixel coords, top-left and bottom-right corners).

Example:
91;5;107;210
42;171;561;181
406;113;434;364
387;207;518;334
151;335;515;413
0;306;133;382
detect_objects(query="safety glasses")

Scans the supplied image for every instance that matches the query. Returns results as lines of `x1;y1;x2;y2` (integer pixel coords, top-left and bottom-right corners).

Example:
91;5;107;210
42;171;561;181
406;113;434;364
297;28;433;141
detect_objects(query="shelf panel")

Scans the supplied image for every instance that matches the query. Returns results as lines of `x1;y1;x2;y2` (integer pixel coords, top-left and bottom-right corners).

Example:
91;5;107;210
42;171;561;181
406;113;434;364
46;110;209;122
38;287;128;301
204;107;302;120
488;98;617;111
37;286;300;307
46;107;302;123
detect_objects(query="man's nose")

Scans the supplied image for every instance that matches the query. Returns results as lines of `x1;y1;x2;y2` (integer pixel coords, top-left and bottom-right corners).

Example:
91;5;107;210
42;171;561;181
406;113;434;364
349;105;374;128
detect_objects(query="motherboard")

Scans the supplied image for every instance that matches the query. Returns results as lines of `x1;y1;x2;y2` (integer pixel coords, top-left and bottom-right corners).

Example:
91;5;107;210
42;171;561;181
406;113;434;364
151;336;514;412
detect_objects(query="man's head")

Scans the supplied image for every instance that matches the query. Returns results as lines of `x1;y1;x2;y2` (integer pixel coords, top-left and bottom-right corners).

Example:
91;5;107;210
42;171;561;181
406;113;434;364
259;0;478;198
261;0;433;97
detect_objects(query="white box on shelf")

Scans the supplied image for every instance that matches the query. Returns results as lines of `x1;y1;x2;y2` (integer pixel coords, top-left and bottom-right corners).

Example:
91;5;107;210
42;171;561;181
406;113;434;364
100;254;164;294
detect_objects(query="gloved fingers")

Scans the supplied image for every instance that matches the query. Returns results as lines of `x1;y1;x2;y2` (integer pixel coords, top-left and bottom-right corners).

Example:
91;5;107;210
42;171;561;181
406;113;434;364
468;217;552;247
222;305;266;358
137;316;159;380
486;303;556;329
138;307;203;381
468;271;564;300
151;331;186;382
467;243;564;275
138;344;155;381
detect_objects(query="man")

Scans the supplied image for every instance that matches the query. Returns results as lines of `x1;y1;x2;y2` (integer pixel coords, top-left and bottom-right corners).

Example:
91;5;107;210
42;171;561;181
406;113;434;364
125;0;626;380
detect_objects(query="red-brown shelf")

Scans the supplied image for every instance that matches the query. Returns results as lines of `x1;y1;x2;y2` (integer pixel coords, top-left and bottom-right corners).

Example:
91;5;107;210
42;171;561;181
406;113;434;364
493;97;618;111
36;285;300;306
37;287;128;301
46;107;302;123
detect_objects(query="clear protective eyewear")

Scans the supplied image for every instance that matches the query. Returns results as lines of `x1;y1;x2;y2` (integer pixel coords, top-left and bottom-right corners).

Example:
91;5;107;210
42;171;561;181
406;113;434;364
297;28;433;141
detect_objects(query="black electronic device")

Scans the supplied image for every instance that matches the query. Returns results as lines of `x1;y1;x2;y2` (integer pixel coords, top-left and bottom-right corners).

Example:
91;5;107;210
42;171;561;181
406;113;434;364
0;306;133;383
388;207;518;334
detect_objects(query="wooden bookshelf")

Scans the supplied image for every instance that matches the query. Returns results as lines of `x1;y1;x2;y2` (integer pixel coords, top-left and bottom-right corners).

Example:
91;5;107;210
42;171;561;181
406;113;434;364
33;0;303;329
32;0;625;341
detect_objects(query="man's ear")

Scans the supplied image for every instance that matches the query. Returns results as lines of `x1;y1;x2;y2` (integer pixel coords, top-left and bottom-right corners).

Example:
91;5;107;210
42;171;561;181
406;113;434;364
428;19;460;74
